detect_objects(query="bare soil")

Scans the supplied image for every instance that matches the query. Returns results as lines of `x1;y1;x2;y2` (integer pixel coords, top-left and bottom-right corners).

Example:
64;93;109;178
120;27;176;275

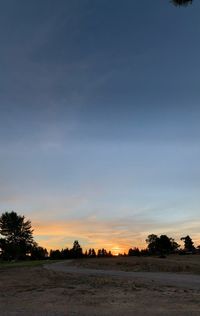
0;256;200;315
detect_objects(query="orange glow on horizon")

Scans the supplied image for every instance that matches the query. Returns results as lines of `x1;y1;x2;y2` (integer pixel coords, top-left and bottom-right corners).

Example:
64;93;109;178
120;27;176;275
111;246;122;256
32;219;146;253
32;218;200;254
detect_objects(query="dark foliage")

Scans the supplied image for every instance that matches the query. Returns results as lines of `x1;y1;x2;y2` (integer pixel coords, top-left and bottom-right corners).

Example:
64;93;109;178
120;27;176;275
97;248;112;257
128;247;140;256
0;211;34;260
146;234;180;255
49;241;83;260
140;249;150;256
181;235;195;252
49;249;62;260
61;247;71;259
87;248;96;257
171;0;193;6
71;240;83;258
30;244;48;260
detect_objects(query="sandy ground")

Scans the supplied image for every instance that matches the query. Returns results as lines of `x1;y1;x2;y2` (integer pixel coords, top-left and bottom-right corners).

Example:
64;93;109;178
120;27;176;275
1;257;200;315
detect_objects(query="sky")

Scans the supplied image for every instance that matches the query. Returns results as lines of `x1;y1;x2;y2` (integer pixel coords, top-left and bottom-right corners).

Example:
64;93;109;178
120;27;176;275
1;0;200;254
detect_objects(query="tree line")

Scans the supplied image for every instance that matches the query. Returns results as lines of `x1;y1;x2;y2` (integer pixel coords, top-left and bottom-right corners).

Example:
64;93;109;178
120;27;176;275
50;241;113;260
0;211;199;261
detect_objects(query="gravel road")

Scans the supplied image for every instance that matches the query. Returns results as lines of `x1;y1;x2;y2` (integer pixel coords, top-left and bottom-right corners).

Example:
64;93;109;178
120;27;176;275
45;261;200;290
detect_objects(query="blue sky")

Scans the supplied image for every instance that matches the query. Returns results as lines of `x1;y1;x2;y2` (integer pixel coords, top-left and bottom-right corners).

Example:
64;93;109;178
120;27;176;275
0;0;200;252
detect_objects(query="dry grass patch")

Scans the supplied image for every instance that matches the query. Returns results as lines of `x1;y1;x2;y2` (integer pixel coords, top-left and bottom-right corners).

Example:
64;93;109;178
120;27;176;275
72;255;200;274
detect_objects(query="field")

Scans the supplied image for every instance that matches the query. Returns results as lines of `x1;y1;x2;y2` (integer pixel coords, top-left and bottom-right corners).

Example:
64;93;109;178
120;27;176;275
72;254;200;273
1;256;200;315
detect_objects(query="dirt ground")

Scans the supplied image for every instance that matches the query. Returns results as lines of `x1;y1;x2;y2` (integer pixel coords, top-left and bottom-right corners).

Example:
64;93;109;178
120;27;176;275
1;256;200;315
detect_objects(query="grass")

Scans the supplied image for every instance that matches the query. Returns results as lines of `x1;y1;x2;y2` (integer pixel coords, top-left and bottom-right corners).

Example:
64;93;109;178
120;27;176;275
1;254;200;274
71;254;200;274
0;259;60;269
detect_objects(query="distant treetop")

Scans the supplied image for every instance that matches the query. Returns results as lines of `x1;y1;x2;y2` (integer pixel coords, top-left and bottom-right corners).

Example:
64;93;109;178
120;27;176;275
171;0;193;6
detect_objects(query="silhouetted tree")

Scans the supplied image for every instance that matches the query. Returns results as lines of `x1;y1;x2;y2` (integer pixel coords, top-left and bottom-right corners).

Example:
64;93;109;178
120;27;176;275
0;211;34;260
181;235;195;252
146;234;160;255
140;249;149;256
171;0;193;6
146;234;179;255
88;248;96;257
158;235;179;255
97;249;102;257
128;247;140;256
170;238;180;253
31;244;48;260
49;249;62;259
71;240;83;258
61;247;70;259
97;248;107;257
97;248;112;257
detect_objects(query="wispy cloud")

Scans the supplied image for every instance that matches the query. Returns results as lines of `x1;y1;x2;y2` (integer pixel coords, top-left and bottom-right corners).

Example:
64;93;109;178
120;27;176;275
32;214;200;252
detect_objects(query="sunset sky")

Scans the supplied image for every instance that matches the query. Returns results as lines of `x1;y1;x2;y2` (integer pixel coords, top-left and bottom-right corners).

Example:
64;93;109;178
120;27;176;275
1;0;200;254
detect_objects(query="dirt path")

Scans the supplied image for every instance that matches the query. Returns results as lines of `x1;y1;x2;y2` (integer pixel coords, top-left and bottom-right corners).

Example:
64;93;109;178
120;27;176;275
1;263;200;315
45;261;200;290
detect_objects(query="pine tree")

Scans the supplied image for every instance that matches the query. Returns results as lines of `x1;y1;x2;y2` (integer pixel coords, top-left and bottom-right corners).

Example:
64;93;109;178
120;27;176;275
0;211;34;260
